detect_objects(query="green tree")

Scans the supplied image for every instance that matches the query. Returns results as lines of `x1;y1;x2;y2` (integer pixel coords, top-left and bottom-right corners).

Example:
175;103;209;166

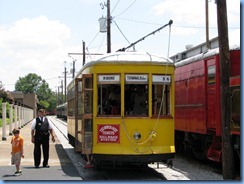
15;73;57;113
15;73;43;94
0;84;14;120
0;84;14;103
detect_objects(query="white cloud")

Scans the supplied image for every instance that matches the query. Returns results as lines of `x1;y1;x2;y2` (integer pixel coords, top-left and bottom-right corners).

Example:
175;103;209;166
229;28;240;46
152;0;240;36
0;16;70;50
153;0;207;25
0;16;77;91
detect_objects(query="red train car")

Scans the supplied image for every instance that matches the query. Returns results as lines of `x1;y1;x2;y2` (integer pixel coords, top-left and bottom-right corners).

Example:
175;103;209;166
171;38;240;164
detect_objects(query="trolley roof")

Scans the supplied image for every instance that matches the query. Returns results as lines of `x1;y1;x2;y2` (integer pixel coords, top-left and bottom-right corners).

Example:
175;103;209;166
84;51;173;68
68;51;174;88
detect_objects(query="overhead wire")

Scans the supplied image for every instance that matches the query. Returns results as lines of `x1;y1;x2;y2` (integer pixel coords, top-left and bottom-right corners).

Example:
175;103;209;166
96;33;106;53
87;0;137;52
113;20;131;45
116;17;239;29
113;0;137;18
111;0;121;14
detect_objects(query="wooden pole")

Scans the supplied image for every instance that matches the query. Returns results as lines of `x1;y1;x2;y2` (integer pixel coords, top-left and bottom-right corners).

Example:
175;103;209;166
205;0;210;49
216;0;235;179
107;0;111;53
83;41;86;66
64;65;67;102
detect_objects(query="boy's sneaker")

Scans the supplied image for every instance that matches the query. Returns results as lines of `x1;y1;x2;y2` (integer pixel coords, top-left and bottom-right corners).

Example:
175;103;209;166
14;170;22;176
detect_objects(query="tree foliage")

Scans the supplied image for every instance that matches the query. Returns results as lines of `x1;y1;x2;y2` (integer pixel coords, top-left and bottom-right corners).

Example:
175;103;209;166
0;84;13;103
15;73;56;112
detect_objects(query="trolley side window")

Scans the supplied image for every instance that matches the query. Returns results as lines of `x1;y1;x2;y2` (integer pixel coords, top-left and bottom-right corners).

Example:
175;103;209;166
152;75;171;116
67;83;75;116
125;74;148;116
97;74;121;116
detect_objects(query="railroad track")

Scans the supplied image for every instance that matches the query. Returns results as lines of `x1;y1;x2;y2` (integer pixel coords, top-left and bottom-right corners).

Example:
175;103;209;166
48;116;68;141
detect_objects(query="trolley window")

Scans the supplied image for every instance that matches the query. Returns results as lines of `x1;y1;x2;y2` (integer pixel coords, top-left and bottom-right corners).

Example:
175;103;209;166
152;75;171;116
125;74;148;116
97;74;121;116
77;78;83;116
67;83;75;116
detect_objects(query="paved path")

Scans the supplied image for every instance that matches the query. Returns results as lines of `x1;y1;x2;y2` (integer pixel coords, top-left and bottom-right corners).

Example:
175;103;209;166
0;120;82;181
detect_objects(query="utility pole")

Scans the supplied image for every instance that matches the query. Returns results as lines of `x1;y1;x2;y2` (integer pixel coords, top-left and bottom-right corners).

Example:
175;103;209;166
72;59;76;79
107;0;111;53
205;0;210;49
83;41;86;66
64;61;67;102
216;0;235;179
61;80;63;103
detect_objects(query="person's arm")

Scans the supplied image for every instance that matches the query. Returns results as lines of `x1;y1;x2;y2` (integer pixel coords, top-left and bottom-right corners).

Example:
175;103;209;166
20;138;24;158
50;129;55;142
31;129;35;143
31;119;36;143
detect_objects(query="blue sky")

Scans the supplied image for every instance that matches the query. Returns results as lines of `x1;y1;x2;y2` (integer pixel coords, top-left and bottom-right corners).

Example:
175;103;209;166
0;0;240;92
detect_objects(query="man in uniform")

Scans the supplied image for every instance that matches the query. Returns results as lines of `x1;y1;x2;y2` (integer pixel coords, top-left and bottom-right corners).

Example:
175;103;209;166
31;109;55;168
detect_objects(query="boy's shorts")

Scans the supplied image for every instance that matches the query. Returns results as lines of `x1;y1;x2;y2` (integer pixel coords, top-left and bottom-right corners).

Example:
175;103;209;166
11;152;22;165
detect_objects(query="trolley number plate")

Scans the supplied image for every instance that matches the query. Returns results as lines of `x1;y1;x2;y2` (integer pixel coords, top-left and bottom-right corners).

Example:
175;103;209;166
97;124;120;143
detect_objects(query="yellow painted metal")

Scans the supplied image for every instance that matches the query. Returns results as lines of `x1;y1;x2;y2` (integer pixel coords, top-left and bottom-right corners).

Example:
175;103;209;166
91;63;174;155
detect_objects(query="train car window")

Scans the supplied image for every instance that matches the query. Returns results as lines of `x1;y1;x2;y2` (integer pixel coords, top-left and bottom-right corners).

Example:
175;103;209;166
67;84;75;116
208;65;216;84
152;75;171;116
231;88;240;128
125;74;148;116
97;74;121;116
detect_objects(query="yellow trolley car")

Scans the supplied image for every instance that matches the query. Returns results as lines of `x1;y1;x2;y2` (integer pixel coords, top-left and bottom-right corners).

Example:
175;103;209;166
67;51;175;166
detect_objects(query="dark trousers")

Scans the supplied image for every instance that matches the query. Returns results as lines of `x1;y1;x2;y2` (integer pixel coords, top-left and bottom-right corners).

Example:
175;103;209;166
34;134;50;167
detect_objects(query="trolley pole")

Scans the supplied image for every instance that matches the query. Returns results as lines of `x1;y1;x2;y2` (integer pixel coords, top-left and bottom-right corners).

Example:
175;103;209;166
216;0;235;179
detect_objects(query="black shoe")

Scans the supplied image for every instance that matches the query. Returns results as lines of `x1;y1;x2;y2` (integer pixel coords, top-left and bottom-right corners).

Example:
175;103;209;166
43;165;50;168
14;170;22;176
35;165;39;168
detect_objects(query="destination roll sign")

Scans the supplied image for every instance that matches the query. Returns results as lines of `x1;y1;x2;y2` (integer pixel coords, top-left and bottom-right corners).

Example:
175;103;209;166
152;75;171;83
98;75;120;83
125;74;148;82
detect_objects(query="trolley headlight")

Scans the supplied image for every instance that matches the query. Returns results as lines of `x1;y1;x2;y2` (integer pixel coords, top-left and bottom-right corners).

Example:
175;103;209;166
133;132;142;141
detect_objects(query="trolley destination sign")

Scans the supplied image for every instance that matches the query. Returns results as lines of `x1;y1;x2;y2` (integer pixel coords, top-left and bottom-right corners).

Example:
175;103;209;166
98;75;120;83
97;124;120;143
152;75;171;83
125;74;148;82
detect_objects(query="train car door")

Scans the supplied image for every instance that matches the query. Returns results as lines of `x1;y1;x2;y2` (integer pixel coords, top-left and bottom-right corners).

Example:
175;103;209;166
75;78;82;152
81;74;93;155
206;58;220;135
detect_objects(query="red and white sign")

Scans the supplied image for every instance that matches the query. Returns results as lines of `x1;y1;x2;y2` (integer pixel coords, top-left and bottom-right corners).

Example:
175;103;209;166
97;124;120;143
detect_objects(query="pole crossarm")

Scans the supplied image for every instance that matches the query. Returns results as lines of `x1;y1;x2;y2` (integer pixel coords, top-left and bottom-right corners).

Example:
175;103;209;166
68;53;103;56
117;20;173;52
